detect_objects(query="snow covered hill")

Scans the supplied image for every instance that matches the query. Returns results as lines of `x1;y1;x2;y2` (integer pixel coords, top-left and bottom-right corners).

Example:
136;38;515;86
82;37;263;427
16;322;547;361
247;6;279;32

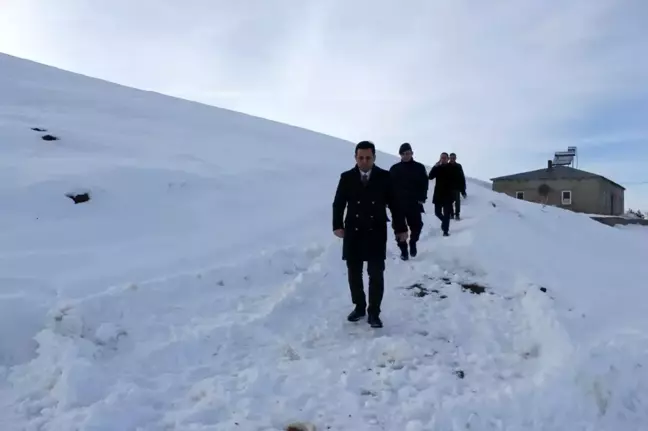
1;53;648;430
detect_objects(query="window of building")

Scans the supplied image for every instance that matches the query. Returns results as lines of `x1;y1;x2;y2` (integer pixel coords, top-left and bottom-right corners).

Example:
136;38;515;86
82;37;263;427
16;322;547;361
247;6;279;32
561;190;572;205
515;191;524;200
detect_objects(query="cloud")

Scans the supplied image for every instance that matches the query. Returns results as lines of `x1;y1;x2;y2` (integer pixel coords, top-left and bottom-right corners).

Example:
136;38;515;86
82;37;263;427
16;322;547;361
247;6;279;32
1;0;647;207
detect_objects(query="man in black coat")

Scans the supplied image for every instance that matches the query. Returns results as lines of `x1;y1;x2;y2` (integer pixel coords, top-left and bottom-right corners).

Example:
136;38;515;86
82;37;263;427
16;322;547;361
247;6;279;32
449;152;467;220
389;142;429;260
428;152;460;236
333;140;408;328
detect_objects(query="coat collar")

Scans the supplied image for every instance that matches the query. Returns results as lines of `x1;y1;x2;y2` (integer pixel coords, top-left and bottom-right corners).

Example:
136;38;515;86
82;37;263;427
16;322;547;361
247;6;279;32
353;164;379;185
353;164;381;174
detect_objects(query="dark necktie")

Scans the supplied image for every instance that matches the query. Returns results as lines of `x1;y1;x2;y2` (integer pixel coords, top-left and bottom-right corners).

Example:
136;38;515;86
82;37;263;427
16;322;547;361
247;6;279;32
361;173;369;185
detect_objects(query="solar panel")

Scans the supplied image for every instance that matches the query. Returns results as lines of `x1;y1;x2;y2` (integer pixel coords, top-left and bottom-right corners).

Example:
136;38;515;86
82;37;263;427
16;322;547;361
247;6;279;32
552;147;577;166
553;154;574;166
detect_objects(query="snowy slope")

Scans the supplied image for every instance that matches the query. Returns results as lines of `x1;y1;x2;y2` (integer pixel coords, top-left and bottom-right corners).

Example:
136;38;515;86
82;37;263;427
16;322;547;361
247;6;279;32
1;53;648;431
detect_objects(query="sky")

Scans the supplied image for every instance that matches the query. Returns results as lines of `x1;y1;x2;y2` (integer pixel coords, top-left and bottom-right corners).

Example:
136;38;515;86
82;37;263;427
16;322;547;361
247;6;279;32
1;0;647;210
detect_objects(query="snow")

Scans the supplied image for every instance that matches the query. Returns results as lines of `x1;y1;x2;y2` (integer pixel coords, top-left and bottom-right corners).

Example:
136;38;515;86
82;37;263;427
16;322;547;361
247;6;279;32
615;224;648;238
1;52;648;430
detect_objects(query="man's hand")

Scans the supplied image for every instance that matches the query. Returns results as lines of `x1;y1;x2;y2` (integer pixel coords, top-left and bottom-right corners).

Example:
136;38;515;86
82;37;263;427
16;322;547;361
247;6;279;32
396;231;408;242
333;229;345;238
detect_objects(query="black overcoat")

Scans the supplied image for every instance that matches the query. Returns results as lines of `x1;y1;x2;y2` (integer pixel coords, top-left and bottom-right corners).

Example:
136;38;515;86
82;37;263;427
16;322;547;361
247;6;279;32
332;165;407;261
449;162;467;194
389;159;429;206
428;163;460;205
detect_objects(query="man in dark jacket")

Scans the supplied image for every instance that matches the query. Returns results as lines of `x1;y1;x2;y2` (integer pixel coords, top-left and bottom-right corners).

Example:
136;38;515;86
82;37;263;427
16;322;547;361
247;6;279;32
428;152;460;236
449;152;467;220
333;140;408;328
389;142;428;260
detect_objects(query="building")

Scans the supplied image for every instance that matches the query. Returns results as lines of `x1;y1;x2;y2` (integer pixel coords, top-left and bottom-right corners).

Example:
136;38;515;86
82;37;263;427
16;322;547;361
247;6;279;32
490;160;625;215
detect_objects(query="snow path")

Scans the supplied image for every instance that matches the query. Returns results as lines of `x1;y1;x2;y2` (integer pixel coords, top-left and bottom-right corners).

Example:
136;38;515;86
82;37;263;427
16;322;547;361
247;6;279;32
4;197;645;430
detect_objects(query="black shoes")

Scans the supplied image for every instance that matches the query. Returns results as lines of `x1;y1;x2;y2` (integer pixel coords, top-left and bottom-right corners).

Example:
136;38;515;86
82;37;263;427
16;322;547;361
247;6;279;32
399;241;417;260
347;307;366;322
409;241;417;257
398;242;409;260
367;314;383;328
347;307;383;328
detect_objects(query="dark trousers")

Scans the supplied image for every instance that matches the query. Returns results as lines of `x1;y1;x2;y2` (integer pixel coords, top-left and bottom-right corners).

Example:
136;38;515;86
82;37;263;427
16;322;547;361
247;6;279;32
346;260;385;315
396;203;424;245
434;202;453;233
451;192;461;216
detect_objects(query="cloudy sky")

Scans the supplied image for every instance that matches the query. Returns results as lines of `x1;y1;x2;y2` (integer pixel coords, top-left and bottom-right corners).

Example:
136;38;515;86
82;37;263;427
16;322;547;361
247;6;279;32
1;0;647;209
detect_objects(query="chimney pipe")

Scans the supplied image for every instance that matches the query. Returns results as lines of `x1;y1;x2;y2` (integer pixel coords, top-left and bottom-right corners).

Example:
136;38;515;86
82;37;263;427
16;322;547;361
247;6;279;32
547;160;553;169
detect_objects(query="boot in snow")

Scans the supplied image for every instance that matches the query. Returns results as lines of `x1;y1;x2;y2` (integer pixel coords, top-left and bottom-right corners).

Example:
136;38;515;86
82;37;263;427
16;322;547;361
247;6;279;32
398;241;409;260
347;306;366;322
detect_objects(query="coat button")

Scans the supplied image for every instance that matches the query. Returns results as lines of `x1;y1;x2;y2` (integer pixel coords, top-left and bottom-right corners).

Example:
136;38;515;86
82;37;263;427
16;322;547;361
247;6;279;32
355;214;359;217
372;201;375;204
357;201;360;204
355;227;359;231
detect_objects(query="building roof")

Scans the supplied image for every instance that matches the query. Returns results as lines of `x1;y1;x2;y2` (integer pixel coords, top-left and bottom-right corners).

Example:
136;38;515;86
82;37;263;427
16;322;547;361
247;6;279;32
490;165;625;190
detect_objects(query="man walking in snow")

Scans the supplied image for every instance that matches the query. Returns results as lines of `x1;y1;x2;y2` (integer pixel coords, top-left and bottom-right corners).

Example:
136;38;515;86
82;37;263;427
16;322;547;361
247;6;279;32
389;142;429;260
332;140;408;328
428;152;460;236
448;152;467;220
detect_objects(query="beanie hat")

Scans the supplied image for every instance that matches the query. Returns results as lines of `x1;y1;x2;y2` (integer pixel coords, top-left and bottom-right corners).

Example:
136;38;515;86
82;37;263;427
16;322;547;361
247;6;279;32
399;143;412;154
